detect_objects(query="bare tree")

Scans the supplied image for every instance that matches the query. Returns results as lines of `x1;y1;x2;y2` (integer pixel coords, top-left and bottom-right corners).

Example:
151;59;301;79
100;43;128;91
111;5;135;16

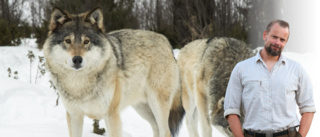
133;0;175;47
0;0;29;46
0;0;25;24
30;0;49;27
172;0;251;48
247;0;281;49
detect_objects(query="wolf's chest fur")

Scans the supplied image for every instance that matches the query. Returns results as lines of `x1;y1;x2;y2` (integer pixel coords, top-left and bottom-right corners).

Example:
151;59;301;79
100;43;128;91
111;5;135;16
57;73;100;98
54;70;116;116
54;67;146;118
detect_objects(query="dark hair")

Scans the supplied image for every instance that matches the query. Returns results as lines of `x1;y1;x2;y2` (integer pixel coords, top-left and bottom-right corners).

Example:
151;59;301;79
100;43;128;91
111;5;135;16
266;20;290;33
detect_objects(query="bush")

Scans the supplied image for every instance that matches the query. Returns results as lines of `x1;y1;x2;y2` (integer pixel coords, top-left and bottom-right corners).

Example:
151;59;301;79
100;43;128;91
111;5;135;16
0;19;32;46
0;19;19;46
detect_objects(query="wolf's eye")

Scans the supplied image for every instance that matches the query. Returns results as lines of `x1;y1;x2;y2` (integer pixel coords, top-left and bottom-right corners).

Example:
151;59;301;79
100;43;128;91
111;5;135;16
84;40;90;44
65;39;71;44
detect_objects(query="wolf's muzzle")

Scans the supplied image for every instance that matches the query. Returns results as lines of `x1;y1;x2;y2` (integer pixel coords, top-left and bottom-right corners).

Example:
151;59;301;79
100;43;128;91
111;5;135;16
72;56;83;69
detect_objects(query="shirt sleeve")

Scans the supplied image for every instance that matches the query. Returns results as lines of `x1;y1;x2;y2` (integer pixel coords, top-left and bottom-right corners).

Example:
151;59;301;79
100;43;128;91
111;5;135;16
296;65;316;115
224;63;243;118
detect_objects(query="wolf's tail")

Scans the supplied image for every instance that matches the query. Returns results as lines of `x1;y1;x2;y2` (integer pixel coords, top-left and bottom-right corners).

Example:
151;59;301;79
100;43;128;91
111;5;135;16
203;38;254;125
169;86;185;137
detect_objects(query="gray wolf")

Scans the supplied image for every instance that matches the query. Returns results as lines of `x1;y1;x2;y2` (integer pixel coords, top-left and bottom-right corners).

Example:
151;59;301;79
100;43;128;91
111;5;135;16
43;7;184;137
177;38;254;137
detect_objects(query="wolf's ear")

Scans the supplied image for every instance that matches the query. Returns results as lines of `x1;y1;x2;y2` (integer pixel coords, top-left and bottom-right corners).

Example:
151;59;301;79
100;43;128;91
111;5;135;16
49;7;70;32
85;7;105;33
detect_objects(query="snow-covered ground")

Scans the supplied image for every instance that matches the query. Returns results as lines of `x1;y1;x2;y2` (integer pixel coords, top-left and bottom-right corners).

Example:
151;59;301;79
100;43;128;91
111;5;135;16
0;39;319;137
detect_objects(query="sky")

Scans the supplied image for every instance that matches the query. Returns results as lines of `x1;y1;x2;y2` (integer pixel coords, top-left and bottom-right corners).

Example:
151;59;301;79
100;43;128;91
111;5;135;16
281;0;320;53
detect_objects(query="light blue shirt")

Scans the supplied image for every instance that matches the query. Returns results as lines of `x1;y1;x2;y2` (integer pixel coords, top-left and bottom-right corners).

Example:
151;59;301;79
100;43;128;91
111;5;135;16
224;50;316;132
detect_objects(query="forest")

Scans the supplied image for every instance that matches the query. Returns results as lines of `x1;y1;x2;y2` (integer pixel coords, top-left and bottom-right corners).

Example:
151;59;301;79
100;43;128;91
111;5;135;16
0;0;271;49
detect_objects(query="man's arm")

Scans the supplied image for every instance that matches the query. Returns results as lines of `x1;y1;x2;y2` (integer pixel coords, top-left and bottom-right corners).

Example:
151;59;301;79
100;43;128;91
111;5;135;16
227;114;244;137
296;65;316;137
298;112;314;137
224;63;243;137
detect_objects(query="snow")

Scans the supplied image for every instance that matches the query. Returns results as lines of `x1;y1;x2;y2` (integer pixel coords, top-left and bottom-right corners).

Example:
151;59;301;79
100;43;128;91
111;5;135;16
0;39;319;137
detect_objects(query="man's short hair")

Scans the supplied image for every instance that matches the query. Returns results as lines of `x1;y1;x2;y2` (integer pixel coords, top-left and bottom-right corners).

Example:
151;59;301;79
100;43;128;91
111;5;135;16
266;20;290;33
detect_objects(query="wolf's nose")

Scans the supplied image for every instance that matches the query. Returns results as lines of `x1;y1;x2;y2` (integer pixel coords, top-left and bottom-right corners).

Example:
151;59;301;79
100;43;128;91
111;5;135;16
72;56;83;65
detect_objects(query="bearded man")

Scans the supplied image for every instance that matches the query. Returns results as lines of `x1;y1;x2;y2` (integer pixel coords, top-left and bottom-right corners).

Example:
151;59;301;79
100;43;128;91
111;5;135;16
224;20;316;137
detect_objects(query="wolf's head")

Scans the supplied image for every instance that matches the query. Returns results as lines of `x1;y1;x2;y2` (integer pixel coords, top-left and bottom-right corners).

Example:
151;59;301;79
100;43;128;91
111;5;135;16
44;7;112;72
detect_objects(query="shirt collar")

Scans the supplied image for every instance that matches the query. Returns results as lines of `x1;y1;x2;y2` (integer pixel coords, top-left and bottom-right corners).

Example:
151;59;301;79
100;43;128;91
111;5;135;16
254;49;287;65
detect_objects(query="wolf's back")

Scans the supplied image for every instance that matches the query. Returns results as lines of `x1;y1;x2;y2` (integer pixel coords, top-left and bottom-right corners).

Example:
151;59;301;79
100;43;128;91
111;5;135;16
108;29;174;59
203;38;254;111
202;38;254;126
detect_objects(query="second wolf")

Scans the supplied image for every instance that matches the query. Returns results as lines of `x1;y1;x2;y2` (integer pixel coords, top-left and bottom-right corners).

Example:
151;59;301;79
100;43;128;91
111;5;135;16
177;38;254;137
43;7;184;137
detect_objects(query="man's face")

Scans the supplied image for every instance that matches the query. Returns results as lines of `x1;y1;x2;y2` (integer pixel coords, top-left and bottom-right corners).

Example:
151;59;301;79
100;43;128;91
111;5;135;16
263;23;289;56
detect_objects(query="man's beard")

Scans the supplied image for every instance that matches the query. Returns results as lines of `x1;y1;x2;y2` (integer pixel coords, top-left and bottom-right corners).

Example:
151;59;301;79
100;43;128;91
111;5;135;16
265;44;282;56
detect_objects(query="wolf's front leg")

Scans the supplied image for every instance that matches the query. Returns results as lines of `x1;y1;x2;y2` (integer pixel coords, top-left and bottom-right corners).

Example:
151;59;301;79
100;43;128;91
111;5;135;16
66;112;84;137
104;111;122;137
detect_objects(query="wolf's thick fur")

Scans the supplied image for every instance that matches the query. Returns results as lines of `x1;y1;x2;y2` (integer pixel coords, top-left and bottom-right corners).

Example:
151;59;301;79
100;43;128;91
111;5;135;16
43;7;184;137
177;38;254;137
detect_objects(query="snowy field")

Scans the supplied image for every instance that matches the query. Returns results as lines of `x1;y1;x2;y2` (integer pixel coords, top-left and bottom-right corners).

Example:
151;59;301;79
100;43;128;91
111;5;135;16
0;39;319;137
